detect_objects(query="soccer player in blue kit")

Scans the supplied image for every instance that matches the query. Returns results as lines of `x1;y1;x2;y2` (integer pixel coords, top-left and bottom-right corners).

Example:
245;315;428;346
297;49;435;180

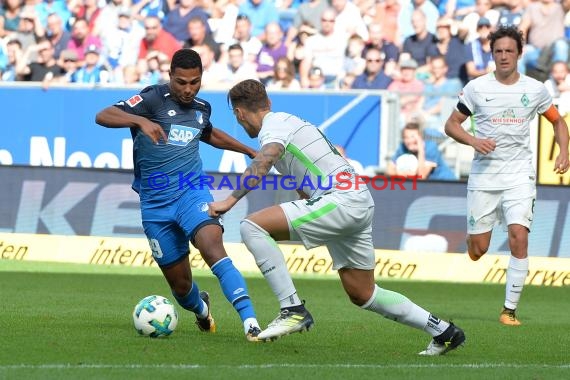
95;48;263;341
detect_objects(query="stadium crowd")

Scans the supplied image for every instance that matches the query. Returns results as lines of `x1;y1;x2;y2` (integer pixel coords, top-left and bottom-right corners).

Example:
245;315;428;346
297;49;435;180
2;0;570;126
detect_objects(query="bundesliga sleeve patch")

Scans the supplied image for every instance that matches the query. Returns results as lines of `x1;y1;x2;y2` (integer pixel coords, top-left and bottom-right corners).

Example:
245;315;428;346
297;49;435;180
127;95;143;107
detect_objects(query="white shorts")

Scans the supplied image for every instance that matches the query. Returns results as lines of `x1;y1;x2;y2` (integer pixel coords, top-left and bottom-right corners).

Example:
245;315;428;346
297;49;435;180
467;183;536;234
280;190;376;270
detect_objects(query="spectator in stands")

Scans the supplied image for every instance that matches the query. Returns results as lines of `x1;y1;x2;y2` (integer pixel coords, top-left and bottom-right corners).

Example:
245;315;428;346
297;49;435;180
70;44;110;84
351;47;392;90
131;0;167;22
209;0;240;47
518;0;568;79
67;17;102;64
459;0;500;43
228;14;263;63
465;16;494;81
219;43;259;86
331;0;368;41
57;48;79;83
300;7;346;88
1;38;23;81
138;16;180;64
17;38;65;82
439;0;477;21
266;56;301;89
0;42;8;73
94;0;127;38
284;0;327;46
399;0;440;43
497;0;525;27
118;64;142;85
339;72;356;89
343;34;366;77
306;65;326;89
35;0;71;30
238;0;280;40
12;7;45;52
164;0;211;43
544;60;570;115
69;0;102;34
46;12;70;60
435;17;469;85
0;0;25;39
421;55;462;135
363;22;399;77
362;0;400;45
387;121;456;181
255;22;287;85
287;25;312;74
388;58;425;127
192;43;227;88
158;59;170;84
402;9;438;76
544;60;570;98
102;8;145;72
183;16;221;62
138;51;166;85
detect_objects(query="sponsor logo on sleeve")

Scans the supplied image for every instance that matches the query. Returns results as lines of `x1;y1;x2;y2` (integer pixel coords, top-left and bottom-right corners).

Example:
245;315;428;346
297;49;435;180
127;95;143;107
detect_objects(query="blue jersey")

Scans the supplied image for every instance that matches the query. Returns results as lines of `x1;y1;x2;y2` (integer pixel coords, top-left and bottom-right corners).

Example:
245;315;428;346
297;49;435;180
115;84;213;206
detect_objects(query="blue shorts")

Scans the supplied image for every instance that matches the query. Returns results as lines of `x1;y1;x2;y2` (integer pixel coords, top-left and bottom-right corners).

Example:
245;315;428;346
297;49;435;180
141;189;221;267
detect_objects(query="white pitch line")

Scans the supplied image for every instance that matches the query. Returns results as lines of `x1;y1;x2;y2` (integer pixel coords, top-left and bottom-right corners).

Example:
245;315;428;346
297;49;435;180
1;363;569;370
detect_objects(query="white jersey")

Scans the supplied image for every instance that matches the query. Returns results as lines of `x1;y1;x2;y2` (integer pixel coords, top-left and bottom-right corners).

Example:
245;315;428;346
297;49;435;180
459;72;552;190
259;112;356;198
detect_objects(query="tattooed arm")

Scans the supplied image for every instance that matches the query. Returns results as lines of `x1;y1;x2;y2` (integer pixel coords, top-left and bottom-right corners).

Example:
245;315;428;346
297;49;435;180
208;142;284;217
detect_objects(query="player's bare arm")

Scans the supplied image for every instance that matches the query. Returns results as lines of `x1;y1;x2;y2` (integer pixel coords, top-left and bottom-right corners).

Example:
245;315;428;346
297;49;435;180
543;105;570;173
445;109;496;155
208;142;284;217
202;127;257;158
95;106;167;144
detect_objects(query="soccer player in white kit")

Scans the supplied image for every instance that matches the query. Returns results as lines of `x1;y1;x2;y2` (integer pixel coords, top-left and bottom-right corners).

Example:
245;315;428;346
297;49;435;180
444;25;569;325
209;79;466;355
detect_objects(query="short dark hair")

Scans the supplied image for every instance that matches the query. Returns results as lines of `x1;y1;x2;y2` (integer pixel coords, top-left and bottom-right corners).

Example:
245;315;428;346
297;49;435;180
403;122;421;133
228;43;244;53
228;79;270;112
170;48;202;73
490;25;524;55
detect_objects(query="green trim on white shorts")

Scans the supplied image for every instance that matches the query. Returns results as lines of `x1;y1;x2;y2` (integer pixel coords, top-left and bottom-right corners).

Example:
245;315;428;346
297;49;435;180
291;203;337;229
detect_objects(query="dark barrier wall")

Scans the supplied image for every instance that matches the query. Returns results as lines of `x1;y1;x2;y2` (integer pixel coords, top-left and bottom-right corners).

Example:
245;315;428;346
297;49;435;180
0;86;384;171
2;166;569;258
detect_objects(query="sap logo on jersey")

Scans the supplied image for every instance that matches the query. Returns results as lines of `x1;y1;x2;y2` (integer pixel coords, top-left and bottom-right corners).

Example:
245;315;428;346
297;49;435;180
168;125;200;146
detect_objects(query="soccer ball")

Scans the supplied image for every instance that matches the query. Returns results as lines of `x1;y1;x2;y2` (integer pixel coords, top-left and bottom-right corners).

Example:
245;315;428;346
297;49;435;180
133;295;178;337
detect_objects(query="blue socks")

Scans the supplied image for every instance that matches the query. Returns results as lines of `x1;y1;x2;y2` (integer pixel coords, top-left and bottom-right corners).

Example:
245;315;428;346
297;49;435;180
172;281;204;315
211;257;256;322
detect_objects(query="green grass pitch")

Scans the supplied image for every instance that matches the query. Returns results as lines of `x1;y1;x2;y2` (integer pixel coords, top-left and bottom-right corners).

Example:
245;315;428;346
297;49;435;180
1;260;568;380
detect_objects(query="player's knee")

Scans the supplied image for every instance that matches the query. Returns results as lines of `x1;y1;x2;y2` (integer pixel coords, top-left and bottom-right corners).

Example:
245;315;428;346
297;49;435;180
240;219;267;242
171;281;192;297
347;294;368;307
466;236;489;261
345;287;373;307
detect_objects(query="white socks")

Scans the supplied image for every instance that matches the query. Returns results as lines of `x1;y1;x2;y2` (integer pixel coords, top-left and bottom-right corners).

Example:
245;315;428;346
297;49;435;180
240;220;302;309
504;256;528;310
361;284;450;337
243;317;260;334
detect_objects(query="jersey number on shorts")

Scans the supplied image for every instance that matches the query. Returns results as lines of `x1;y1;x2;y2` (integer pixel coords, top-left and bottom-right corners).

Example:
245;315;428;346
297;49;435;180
148;238;164;259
